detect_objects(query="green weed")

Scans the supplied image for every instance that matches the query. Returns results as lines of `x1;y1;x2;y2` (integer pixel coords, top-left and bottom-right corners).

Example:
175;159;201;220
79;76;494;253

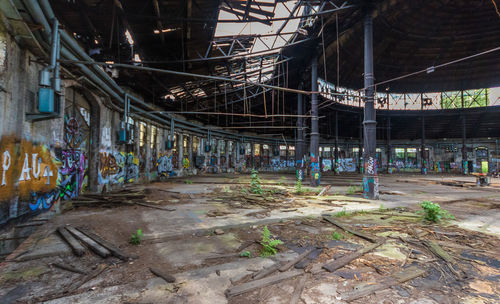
260;226;283;257
130;229;143;245
417;201;454;223
346;185;361;195
330;231;344;240
295;179;305;194
334;208;348;217
184;180;193;184
239;251;251;258
249;169;263;194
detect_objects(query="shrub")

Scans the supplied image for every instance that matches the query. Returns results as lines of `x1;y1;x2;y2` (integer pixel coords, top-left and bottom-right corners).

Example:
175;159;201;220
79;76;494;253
250;169;263;194
260;226;283;257
417;201;454;222
295;179;304;194
334;208;347;217
330;231;344;240
130;229;143;245
239;251;251;258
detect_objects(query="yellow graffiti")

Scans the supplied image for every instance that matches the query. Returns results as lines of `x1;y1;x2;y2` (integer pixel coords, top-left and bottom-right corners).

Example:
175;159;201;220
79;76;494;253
0;136;59;200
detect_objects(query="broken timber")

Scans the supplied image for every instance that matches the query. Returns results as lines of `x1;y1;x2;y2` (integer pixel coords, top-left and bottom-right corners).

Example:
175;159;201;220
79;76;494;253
226;269;303;297
65;226;110;258
57;227;85;257
52;262;87;275
323;240;385;272
150;267;176;283
290;274;308;304
64;264;108;294
252;261;282;280
322;216;378;243
341;266;425;301
77;227;132;261
279;249;313;272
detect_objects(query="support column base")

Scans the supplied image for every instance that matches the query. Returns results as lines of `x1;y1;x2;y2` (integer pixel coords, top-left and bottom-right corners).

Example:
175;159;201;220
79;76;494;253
362;175;379;199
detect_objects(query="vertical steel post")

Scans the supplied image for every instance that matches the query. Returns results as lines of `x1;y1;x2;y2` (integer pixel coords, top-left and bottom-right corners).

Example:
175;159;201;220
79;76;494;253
310;59;320;186
178;132;184;173
335;110;339;174
362;12;379;199
421;115;427;174
386;117;392;173
296;84;305;181
462;114;467;174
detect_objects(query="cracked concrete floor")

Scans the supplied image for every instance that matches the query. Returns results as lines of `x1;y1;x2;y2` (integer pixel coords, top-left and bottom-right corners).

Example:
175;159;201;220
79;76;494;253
0;172;499;303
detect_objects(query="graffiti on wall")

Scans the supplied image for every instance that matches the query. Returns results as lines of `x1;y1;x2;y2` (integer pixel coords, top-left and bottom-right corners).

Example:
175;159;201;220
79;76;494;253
337;158;356;172
0;136;61;222
157;153;173;176
322;159;332;172
98;151;139;184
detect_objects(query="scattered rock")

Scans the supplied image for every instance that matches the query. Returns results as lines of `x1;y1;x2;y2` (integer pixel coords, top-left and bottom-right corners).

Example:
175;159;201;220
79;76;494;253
214;229;224;235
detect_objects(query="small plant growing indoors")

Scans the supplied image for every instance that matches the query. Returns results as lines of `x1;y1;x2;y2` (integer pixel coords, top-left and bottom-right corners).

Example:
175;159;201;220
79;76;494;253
330;231;344;240
260;226;283;257
184;179;193;184
239;250;251;258
417;201;454;223
295;179;304;194
249;169;263;194
130;229;144;245
346;185;359;195
334;208;348;217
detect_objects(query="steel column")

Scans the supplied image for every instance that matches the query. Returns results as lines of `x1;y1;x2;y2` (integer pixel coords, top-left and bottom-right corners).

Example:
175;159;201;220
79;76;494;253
386;117;392;173
362;12;379;199
421;115;427;174
296;85;305;181
334;110;339;173
462;114;468;174
310;59;320;186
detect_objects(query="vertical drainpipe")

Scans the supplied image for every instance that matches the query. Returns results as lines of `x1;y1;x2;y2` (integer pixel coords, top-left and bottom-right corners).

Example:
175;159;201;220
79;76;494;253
296;83;304;181
421;115;427;174
362;10;379;199
310;59;320;186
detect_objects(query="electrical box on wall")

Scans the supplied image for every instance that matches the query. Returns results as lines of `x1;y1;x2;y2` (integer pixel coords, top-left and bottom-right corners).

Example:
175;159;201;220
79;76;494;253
38;87;55;113
165;140;173;150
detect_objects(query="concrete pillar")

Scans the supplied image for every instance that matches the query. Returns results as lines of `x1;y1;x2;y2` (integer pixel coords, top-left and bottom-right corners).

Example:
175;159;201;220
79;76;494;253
216;139;221;167
251;142;255;168
178;132;184;171
188;135;193;169
236;141;240;164
225;140;230;168
362;11;379;199
310;59;320;186
145;124;152;180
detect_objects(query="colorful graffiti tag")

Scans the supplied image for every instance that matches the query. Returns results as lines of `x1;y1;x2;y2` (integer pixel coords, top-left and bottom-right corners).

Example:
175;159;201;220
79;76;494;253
157;153;173;176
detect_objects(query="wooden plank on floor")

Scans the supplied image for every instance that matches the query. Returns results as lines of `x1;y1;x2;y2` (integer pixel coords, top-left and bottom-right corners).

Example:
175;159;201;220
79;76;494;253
323;240;385;272
323;216;378;243
226;269;303;297
341;266;426;301
65;226;110;258
57;227;85;257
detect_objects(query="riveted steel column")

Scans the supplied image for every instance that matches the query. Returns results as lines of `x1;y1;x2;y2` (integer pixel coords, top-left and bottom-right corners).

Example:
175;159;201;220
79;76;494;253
310;59;320;186
362;12;379;199
462;114;468;174
386;117;392;173
421;115;427;174
296;83;305;181
334;110;339;174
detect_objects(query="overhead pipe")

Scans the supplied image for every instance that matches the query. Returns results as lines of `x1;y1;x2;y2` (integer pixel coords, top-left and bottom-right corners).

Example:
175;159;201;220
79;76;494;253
24;0;288;144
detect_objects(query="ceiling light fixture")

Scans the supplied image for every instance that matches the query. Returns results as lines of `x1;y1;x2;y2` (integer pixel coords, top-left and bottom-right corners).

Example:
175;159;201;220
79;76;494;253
125;30;134;45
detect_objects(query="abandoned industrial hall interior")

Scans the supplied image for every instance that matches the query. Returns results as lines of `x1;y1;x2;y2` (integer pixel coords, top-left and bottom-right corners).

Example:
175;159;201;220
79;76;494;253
1;0;500;303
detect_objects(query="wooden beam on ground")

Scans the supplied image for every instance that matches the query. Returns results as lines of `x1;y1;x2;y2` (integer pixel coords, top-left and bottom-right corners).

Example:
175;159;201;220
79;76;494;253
226;269;303;297
252;261;282;280
322;240;385;272
76;227;132;261
340;266;426;301
290;274;308;304
150;267;176;283
279;249;313;272
64;264;108;294
51;262;88;275
57;227;85;257
66;226;110;258
322;216;378;243
134;202;176;211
